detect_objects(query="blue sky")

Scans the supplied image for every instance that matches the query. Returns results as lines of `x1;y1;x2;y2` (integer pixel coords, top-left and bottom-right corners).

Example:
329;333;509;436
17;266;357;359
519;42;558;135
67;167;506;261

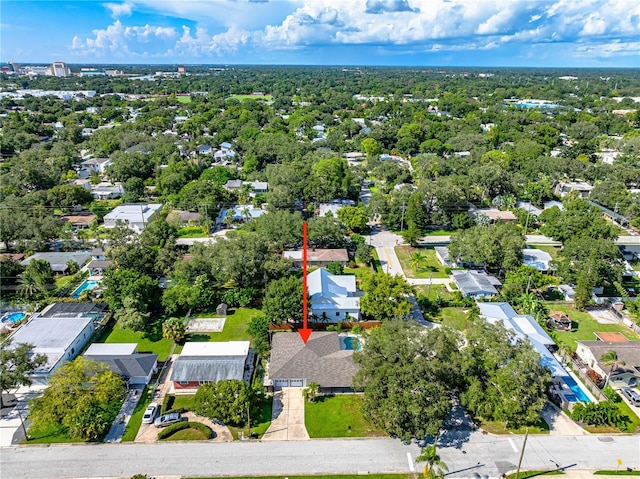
2;0;639;67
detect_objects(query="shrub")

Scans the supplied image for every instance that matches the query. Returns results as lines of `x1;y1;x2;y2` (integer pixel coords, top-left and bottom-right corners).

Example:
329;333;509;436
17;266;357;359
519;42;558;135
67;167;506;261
157;421;213;440
586;369;603;387
603;386;622;403
162;394;174;413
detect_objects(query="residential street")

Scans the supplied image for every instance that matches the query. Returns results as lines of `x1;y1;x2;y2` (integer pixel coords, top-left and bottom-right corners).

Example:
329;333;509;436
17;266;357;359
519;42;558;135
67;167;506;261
1;434;639;479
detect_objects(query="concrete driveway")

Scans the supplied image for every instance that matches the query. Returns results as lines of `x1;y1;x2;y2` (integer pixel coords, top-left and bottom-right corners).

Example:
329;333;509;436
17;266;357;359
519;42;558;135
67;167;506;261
262;387;309;441
540;402;589;435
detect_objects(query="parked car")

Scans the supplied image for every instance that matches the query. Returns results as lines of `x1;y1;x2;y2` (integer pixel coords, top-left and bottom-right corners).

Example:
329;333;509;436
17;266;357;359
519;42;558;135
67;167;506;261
621;388;640;406
154;412;185;428
142;403;159;424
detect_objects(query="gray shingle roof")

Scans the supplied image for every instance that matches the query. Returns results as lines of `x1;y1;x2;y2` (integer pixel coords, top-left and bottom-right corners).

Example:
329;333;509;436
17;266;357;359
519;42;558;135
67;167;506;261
85;354;158;380
452;270;500;295
171;355;246;382
269;332;359;388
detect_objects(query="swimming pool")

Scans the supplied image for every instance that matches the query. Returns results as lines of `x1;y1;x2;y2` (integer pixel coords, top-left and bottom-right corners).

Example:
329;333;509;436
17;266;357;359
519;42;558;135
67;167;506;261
340;335;362;351
1;312;26;323
71;279;99;298
562;375;591;403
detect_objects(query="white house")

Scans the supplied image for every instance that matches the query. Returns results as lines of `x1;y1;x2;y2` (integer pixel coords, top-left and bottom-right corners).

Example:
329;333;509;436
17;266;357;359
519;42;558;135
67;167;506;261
308;268;360;322
91;182;124;200
318;199;356;217
451;270;501;297
522;248;553;272
81;157;112;175
8;302;107;384
102;203;163;233
214;142;236;162
554;180;593;198
576;341;640;388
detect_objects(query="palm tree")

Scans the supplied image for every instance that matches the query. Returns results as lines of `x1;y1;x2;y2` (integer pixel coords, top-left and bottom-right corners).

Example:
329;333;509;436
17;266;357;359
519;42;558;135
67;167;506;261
410;252;426;272
17;274;41;298
600;350;626;389
416;443;448;479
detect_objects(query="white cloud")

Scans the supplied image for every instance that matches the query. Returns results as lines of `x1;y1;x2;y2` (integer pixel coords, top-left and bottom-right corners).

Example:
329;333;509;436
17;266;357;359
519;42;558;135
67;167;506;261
103;1;133;18
70;0;640;62
71;20;177;56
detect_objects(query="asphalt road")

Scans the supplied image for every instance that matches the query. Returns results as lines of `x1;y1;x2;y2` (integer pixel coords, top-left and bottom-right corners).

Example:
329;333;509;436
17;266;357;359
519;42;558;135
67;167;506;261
2;434;639;479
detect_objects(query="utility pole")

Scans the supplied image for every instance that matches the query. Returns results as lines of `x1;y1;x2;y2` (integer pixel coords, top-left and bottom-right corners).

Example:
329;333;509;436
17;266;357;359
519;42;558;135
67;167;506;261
400;200;406;232
246;403;251;440
514;427;529;479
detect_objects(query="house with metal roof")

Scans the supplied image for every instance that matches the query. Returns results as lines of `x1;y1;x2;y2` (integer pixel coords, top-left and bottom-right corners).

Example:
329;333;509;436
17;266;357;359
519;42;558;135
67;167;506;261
170;341;251;391
9;308;98;384
451;270;501;298
308;268;361;322
102;203;163;233
522;248;553;272
477;302;567;379
84;343;158;386
268;332;360;392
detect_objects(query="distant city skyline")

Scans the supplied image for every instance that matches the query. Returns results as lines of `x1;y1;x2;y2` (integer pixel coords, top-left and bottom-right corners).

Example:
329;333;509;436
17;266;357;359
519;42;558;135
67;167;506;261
2;0;639;68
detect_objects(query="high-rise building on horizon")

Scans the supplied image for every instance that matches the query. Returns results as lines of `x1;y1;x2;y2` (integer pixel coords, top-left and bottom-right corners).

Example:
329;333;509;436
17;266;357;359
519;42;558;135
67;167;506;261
47;61;70;77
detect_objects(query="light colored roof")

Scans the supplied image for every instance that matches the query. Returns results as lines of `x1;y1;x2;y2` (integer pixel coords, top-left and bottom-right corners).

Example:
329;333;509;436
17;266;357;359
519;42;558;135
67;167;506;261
224;179;243;189
283;249;349;263
269;332;359;388
84;343;137;356
21;252;90;272
103;203;162;224
308;268;356;298
246;181;268;191
180;341;250;357
451;270;500;295
522;248;553;271
307;268;360;311
577;341;640;375
10;316;93;372
478;302;566;378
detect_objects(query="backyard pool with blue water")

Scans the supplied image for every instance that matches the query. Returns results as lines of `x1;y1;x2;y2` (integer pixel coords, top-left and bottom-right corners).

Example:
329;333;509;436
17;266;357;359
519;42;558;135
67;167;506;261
71;279;100;298
340;335;362;351
562;375;591;403
1;312;26;323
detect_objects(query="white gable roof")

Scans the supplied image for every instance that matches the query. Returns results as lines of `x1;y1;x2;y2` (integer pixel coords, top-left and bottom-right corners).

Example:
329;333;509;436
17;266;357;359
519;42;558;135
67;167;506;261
180;341;249;357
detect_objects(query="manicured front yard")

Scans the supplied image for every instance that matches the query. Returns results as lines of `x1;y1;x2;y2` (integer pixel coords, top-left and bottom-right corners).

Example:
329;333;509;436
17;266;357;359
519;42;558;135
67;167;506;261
228;398;272;440
439;307;469;330
305;394;385;438
394;246;449;278
160;427;209;441
528;244;561;260
96;318;175;361
549;304;640;352
479;416;549;435
185;475;412;479
25;423;88;445
187;307;262;343
415;284;454;302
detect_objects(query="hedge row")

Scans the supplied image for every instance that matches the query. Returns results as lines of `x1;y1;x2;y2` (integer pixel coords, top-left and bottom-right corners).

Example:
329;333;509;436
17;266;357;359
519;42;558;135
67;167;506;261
157;421;213;440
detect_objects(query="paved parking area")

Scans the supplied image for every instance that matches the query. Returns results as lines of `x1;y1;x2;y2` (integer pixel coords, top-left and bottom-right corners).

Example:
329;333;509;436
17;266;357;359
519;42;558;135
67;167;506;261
262;387;309;441
135;411;233;443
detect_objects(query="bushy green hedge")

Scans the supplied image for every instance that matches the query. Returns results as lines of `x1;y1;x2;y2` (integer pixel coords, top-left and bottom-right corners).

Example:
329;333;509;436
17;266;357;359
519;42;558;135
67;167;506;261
157;421;212;440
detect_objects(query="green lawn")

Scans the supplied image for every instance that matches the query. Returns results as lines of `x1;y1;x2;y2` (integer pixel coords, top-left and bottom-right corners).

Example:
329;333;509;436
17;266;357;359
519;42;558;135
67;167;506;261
168;394;197;412
595;471;640;476
25;423;88;445
479;416;550;435
187;308;262;343
415;284;453;302
549;304;640;352
121;386;153;442
228;398;272;440
345;266;373;284
305;394;386;438
228;94;273;101
54;275;78;291
439;307;469;330
505;471;563;479
161;427;208;441
96;318;175;361
528;244;561;260
371;248;383;273
615;398;640;433
176;96;192;104
394;246;449;278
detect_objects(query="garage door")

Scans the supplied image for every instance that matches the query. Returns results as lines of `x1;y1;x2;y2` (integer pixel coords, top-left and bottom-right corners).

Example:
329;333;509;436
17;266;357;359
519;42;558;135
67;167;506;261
274;379;289;388
290;379;304;387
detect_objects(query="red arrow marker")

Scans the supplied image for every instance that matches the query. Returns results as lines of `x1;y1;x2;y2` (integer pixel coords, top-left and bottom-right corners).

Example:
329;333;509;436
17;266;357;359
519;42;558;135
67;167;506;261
299;221;312;344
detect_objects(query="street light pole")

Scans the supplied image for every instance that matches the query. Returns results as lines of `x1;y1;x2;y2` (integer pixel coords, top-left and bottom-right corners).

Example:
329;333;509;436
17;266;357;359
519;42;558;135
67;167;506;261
16;403;29;441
